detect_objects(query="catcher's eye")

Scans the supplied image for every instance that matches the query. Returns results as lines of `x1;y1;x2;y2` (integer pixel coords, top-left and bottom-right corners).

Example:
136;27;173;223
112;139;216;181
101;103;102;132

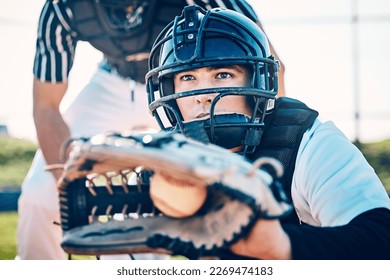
177;74;195;82
215;72;232;79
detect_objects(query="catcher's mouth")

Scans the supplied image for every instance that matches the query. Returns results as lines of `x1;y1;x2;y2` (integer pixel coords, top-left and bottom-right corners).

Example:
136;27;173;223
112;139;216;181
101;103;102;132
196;113;210;119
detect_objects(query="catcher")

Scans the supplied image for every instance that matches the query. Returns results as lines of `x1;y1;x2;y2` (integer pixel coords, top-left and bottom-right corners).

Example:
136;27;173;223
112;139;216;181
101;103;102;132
59;6;390;259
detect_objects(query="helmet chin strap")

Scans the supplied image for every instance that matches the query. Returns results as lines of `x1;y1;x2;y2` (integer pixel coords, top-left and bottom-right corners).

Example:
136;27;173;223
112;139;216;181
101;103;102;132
176;114;262;155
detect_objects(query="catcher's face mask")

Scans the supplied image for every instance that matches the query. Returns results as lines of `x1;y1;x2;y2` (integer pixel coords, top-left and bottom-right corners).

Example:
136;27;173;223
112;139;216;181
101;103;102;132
146;5;279;154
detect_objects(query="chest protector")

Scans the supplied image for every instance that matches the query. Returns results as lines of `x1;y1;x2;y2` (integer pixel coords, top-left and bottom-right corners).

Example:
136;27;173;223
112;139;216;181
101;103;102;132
250;97;318;224
55;0;188;83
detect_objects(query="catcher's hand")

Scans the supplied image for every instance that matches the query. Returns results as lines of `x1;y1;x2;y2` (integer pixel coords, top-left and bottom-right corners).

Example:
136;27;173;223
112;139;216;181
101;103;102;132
58;130;292;259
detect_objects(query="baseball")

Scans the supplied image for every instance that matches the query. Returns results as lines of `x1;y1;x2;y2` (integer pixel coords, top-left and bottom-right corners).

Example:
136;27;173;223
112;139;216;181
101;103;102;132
149;172;208;218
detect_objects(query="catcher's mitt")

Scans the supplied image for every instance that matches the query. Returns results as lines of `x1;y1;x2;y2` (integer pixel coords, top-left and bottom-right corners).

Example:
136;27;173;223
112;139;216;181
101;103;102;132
58;130;292;259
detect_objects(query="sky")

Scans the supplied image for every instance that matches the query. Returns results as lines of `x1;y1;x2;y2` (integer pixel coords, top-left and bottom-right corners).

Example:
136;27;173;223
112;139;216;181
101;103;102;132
0;0;389;143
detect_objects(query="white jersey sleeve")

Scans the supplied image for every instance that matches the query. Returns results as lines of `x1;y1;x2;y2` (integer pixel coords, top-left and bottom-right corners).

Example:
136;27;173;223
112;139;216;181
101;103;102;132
292;119;390;227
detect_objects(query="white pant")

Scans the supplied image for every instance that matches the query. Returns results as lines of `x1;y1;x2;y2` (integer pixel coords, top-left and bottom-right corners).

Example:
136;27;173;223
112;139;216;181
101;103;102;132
17;69;162;259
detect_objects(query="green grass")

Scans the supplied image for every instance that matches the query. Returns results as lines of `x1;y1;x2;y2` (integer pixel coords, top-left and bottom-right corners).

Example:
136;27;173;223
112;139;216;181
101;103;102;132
0;137;37;188
0;212;18;259
358;139;390;193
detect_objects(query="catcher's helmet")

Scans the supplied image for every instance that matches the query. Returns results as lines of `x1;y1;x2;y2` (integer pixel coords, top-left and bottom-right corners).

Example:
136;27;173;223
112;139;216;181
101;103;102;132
146;5;279;154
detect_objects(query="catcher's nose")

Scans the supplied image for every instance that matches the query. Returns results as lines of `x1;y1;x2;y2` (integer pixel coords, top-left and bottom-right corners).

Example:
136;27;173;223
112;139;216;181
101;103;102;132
195;92;218;105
